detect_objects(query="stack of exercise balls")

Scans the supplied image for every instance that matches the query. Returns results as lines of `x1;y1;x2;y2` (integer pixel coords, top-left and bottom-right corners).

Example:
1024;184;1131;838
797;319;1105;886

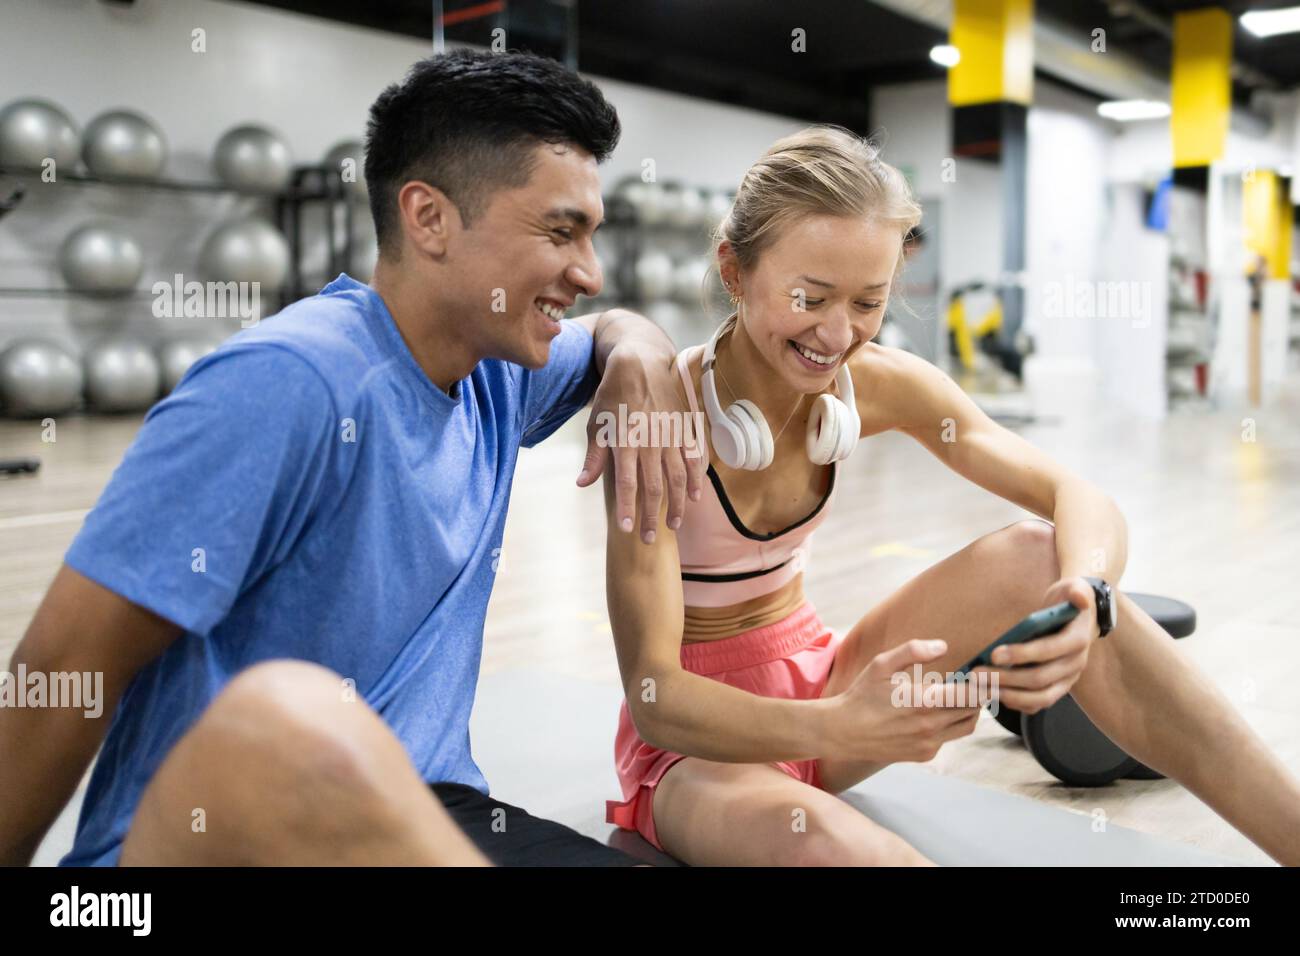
614;178;734;348
0;336;223;417
615;179;732;232
606;176;732;347
0;99;171;182
81;337;223;412
0;103;369;416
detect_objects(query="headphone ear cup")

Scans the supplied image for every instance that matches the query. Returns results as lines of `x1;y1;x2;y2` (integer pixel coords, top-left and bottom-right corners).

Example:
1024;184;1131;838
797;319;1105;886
723;403;756;469
709;408;746;469
731;399;773;470
805;394;840;465
834;400;859;461
825;362;860;463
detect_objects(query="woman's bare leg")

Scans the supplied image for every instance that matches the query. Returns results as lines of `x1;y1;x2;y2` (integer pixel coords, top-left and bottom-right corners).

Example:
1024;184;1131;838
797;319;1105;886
1069;589;1300;865
818;519;1067;791
817;518;1300;865
651;757;934;866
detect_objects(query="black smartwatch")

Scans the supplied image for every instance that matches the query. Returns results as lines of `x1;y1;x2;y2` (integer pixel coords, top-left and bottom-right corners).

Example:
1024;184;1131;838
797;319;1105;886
1083;577;1116;637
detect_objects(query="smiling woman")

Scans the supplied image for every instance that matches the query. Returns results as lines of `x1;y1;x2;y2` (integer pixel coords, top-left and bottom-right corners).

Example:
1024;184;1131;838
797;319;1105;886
600;123;1300;869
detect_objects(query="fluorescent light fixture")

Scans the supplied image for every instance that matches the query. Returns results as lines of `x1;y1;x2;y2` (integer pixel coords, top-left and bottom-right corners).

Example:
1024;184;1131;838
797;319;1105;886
930;44;960;68
1241;6;1300;38
1097;99;1171;121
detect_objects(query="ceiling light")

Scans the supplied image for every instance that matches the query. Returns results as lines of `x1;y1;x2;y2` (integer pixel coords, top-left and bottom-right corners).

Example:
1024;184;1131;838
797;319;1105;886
1097;99;1171;121
1241;7;1300;38
930;44;960;68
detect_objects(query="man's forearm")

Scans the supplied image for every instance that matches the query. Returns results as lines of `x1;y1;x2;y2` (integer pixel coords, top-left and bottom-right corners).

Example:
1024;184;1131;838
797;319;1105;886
0;646;116;865
0;639;122;868
591;308;675;376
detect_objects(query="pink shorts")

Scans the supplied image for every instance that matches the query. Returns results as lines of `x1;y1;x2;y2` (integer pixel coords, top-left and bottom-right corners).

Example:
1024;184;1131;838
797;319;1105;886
605;601;844;853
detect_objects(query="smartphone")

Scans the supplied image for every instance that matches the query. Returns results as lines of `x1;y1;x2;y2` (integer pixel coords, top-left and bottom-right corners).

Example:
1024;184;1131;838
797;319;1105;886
950;601;1080;682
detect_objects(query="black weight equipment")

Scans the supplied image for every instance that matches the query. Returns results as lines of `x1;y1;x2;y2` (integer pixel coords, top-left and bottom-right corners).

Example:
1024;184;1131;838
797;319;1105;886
1;457;41;475
988;592;1196;787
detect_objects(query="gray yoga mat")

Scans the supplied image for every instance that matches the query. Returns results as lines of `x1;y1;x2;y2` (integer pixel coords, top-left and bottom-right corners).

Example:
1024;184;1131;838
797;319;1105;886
30;666;1245;867
470;667;1244;867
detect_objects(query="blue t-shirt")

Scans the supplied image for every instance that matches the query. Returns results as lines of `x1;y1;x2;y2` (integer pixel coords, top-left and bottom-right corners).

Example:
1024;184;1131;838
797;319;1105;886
59;274;598;866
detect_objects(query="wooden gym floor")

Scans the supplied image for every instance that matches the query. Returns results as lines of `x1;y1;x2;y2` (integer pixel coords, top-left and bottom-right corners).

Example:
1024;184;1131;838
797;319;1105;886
3;362;1298;866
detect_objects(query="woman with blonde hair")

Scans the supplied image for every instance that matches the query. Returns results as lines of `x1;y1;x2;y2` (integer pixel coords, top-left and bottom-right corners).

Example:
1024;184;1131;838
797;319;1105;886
601;125;1300;866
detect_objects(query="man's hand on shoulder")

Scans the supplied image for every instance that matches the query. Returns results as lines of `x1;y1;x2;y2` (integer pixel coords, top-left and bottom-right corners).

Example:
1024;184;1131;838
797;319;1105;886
575;309;705;544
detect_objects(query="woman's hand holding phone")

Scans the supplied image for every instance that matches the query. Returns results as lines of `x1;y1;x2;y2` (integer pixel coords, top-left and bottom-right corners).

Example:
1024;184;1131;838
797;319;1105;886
827;638;984;766
964;577;1100;716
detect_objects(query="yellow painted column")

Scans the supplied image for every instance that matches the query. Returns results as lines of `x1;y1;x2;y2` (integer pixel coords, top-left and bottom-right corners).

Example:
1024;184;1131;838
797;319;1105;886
947;0;1035;343
1243;171;1292;279
949;0;1034;108
1171;7;1232;171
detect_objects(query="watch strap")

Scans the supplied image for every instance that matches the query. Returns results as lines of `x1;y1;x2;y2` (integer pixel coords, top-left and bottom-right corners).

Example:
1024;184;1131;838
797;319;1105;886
1083;576;1115;637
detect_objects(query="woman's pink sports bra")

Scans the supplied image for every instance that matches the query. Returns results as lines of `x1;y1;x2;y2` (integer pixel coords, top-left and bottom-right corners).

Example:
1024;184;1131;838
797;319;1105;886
674;348;837;608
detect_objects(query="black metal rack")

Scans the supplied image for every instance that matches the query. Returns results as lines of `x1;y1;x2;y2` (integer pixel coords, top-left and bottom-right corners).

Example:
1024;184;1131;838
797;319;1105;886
275;165;359;301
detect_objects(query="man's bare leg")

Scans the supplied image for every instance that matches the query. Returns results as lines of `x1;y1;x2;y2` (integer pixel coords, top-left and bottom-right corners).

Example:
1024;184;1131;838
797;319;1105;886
121;660;489;866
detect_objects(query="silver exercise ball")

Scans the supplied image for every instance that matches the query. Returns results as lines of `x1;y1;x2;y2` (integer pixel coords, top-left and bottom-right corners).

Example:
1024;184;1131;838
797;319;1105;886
645;300;687;344
0;98;80;171
59;223;144;295
323;139;367;200
635;250;674;300
0;340;83;417
666;186;704;229
198;218;290;290
158;338;219;393
84;340;161;413
82;109;167;180
672;258;710;306
614;179;647;219
212;124;293;193
706;190;732;227
638;181;667;225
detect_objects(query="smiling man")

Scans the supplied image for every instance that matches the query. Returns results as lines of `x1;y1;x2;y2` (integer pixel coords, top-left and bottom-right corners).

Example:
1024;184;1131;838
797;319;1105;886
0;50;699;867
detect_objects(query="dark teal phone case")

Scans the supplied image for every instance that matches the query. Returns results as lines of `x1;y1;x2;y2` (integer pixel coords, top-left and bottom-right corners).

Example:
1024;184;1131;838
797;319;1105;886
952;601;1080;681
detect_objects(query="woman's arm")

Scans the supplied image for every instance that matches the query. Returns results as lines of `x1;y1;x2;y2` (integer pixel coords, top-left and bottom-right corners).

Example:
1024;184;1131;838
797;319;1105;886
852;345;1128;585
603;475;983;769
601;470;832;763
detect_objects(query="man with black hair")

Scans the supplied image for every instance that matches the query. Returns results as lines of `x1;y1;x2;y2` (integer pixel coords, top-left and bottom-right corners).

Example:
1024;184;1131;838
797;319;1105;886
0;50;696;867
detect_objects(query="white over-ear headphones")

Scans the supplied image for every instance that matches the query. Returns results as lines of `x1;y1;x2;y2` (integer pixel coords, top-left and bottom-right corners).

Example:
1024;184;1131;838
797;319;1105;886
700;313;860;470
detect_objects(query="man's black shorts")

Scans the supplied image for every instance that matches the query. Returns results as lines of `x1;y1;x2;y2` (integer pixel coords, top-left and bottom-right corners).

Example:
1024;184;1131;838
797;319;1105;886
430;782;644;867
